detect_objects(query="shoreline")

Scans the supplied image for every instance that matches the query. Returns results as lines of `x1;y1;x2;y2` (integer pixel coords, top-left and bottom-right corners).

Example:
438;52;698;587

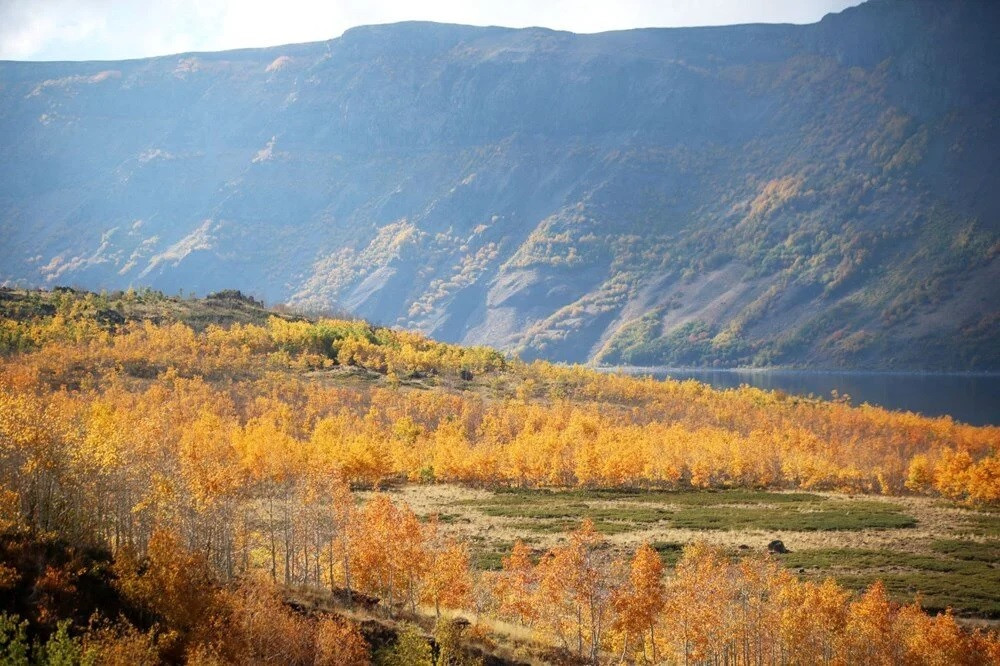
593;365;1000;378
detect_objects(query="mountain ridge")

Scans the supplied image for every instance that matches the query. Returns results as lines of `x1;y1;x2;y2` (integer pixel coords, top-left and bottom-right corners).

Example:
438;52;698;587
1;0;998;369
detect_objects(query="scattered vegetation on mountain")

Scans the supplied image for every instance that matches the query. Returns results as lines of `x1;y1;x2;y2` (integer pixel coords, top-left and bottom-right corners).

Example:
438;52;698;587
3;1;998;369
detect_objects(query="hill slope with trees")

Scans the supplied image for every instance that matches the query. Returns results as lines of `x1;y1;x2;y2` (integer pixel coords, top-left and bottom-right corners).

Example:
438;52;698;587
0;289;998;663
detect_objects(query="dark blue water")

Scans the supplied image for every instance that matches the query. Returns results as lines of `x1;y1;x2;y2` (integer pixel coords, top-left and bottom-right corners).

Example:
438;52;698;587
602;368;1000;426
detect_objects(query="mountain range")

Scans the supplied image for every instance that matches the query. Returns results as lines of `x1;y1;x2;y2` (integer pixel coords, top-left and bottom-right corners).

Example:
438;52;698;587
1;0;998;369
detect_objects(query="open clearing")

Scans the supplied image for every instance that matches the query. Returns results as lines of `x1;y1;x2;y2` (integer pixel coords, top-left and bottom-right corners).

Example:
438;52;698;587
384;484;1000;619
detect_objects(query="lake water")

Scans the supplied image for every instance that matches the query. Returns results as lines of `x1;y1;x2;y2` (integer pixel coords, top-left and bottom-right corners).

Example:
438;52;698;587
600;368;1000;426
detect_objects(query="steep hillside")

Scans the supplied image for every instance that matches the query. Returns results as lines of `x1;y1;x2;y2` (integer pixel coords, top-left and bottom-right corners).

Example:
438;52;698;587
1;0;998;369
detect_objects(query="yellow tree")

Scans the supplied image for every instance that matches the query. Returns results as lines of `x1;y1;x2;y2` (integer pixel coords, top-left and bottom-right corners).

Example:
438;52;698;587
613;542;666;663
314;616;370;666
492;540;538;626
330;477;357;601
352;494;400;614
733;555;791;664
663;542;733;664
778;577;849;664
114;529;217;643
422;536;473;617
536;519;616;661
838;581;899;665
352;494;427;617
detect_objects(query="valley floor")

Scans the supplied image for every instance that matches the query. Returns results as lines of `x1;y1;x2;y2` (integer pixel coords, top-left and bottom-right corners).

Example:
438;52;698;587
383;484;1000;621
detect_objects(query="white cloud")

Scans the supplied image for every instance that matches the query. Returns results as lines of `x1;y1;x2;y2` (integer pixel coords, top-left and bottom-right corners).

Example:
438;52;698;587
0;1;107;59
0;0;864;62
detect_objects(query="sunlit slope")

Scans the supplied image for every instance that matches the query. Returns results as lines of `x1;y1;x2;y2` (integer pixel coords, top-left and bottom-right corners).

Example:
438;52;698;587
2;287;996;501
0;0;998;369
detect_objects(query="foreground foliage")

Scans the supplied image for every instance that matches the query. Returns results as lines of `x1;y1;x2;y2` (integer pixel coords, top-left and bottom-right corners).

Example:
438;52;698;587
0;290;998;663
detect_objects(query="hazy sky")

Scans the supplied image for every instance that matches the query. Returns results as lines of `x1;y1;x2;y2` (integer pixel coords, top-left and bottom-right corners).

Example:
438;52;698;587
1;0;865;62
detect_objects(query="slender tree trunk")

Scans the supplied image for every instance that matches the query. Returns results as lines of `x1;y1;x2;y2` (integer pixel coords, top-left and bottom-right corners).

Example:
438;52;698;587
314;523;321;585
242;509;250;575
268;493;277;582
342;533;353;604
301;520;308;585
283;496;291;585
328;536;336;597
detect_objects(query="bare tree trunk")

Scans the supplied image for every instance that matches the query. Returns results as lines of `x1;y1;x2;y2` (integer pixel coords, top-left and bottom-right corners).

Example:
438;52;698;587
328;536;336;597
268;493;277;582
283;495;291;585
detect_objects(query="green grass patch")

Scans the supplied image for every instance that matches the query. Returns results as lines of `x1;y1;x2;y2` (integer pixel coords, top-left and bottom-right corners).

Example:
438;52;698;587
463;490;915;533
958;513;1000;537
834;571;1000;618
507;519;638;536
781;548;966;572
433;512;468;524
470;539;515;571
474;502;672;524
651;541;686;566
488;487;823;506
777;547;1000;618
930;539;999;563
665;502;915;531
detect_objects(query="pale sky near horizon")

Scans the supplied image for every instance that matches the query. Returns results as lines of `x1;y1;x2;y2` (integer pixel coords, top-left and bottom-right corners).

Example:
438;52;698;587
0;0;865;62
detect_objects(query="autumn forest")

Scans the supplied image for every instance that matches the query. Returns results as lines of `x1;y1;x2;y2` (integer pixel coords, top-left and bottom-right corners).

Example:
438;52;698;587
0;288;998;665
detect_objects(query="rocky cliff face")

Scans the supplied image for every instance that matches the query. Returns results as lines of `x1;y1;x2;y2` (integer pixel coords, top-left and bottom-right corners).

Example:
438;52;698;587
1;0;998;369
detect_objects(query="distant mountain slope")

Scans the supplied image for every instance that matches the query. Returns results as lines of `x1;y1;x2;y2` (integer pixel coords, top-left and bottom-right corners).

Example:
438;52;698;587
1;0;998;369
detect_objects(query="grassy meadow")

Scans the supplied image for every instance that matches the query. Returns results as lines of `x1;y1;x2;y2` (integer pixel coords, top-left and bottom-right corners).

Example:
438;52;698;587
386;484;1000;620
